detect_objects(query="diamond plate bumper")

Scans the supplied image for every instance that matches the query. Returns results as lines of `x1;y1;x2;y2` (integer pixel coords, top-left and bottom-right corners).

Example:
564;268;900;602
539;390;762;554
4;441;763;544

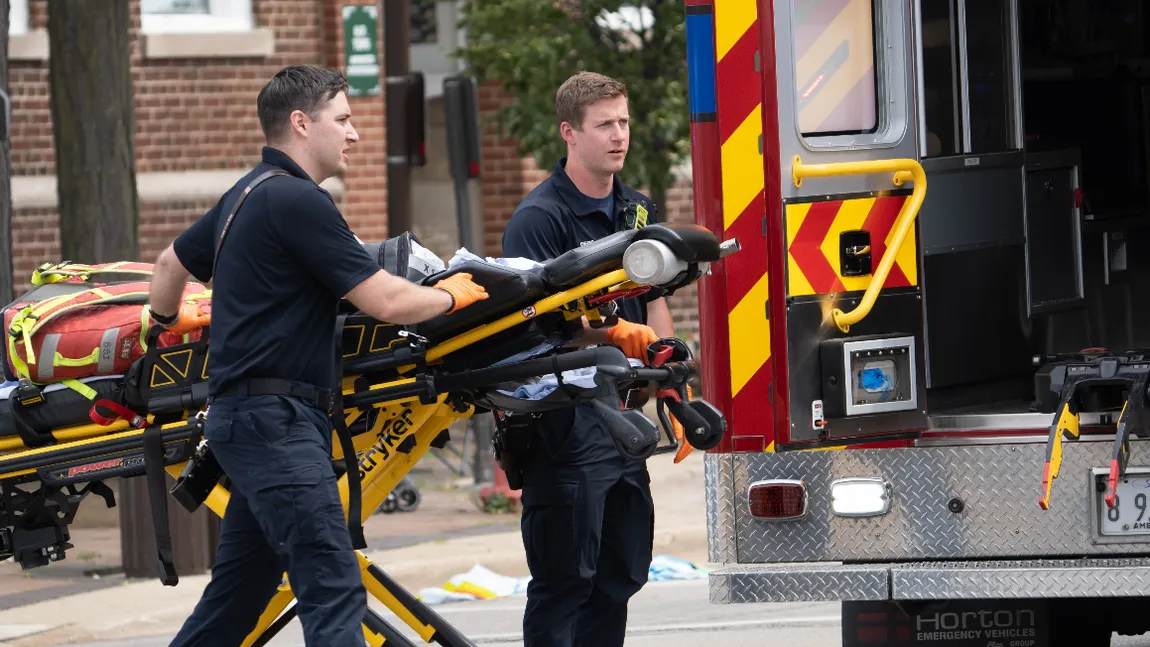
705;439;1150;563
709;563;890;603
709;557;1150;603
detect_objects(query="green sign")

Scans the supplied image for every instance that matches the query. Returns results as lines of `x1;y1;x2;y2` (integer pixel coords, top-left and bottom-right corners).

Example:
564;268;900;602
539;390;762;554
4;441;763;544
342;5;381;97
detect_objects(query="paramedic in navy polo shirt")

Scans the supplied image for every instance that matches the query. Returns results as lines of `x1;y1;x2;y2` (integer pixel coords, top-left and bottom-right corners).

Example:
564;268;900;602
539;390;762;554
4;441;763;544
145;64;488;647
501;71;689;647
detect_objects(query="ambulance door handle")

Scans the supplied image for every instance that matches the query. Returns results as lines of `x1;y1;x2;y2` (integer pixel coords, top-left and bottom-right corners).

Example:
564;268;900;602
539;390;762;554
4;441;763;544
792;156;927;333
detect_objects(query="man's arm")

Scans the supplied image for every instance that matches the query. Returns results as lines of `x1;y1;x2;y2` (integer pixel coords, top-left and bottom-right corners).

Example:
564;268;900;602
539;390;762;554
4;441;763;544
343;270;454;324
647;297;675;338
149;244;195;319
281;187;484;324
149;200;220;319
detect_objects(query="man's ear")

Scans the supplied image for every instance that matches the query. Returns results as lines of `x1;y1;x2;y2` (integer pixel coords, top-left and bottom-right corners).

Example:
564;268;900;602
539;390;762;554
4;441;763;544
289;109;310;137
560;121;577;145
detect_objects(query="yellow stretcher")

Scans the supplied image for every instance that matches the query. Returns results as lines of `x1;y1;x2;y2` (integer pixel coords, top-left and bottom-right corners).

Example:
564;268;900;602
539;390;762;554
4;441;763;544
0;223;736;647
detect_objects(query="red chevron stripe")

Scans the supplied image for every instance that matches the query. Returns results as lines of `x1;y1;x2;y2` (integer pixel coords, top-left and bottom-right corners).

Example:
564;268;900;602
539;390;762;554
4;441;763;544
730;354;772;427
790;201;843;294
861;195;910;287
724;192;767;306
716;20;761;144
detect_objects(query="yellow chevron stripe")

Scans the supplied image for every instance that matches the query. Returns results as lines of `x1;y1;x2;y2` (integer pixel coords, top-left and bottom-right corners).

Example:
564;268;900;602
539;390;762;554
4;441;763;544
895;220;919;286
785;202;815;296
713;0;757;61
729;273;772;396
720;104;764;230
820;197;873;292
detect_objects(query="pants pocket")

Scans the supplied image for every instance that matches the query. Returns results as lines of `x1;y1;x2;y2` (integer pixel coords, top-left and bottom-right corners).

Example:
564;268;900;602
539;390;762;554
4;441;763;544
236;397;331;491
521;482;580;580
253;470;346;559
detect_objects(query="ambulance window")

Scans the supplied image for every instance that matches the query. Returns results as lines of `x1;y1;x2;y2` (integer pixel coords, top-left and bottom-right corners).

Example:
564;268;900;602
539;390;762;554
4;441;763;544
920;0;1020;156
962;0;1017;153
920;0;960;157
792;0;879;136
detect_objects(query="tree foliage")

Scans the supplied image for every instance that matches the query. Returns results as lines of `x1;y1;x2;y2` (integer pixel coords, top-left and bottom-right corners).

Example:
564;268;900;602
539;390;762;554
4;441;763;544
455;0;688;209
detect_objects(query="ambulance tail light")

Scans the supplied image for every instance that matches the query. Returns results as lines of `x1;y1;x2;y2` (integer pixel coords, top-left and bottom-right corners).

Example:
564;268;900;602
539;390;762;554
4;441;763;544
748;479;807;520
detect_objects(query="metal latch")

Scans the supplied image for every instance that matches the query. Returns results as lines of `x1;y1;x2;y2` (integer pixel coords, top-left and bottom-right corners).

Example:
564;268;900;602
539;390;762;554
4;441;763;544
840;230;872;277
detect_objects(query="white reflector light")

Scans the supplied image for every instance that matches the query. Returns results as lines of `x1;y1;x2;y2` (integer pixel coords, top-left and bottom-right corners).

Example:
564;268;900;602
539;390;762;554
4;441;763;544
830;478;892;517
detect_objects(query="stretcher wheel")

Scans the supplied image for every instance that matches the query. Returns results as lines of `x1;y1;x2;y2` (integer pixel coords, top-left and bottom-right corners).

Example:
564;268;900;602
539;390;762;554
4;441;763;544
396;487;420;512
379;494;399;514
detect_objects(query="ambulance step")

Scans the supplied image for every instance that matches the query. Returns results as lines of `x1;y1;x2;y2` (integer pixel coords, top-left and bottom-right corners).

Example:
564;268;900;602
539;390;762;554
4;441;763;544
890;557;1150;600
709;563;890;603
709;557;1150;604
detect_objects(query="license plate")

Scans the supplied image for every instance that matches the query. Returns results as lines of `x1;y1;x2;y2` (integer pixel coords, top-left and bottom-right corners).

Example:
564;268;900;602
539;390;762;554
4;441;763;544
1097;469;1150;536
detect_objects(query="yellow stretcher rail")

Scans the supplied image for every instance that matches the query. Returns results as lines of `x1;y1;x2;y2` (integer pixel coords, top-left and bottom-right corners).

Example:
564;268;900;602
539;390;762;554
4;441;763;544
791;156;927;333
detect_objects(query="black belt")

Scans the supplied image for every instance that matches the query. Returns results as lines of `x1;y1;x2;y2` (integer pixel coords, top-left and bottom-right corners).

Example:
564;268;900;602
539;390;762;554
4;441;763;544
215;378;335;414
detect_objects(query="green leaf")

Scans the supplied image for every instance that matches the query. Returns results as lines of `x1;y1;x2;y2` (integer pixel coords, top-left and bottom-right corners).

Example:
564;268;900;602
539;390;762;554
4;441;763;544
455;0;689;202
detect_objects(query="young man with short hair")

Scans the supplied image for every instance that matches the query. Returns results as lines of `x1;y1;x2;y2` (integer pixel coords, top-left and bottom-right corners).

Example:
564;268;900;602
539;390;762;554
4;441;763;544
150;64;488;647
501;71;681;647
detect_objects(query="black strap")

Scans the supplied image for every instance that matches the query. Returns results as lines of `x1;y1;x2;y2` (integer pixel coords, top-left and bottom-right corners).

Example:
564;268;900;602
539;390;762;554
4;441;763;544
333;313;366;550
10;405;52;449
213;169;290;279
143;423;179;586
217;378;333;408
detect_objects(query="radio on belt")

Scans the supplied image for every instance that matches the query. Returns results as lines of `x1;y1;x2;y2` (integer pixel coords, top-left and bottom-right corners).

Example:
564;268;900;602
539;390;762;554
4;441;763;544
819;334;918;419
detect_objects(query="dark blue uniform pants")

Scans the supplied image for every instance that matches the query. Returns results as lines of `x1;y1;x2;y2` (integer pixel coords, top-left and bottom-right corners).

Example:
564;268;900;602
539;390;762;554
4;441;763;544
519;404;655;647
168;395;366;647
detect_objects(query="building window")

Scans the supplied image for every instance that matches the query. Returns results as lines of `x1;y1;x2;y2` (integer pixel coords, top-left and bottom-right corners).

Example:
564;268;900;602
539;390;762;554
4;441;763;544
10;0;28;36
792;0;879;136
411;0;438;44
140;0;254;34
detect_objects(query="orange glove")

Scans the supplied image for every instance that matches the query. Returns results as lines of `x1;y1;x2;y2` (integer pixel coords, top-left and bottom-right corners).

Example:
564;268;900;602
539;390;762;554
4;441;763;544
604;320;660;360
671;385;694;463
434;272;489;314
151;302;210;335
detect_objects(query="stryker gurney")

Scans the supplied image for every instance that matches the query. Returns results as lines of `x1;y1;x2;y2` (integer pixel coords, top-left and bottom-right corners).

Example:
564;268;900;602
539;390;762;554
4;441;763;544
0;222;736;647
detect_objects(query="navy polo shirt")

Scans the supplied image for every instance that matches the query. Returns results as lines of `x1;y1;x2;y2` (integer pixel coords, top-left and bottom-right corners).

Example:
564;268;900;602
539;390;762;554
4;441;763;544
173;146;380;397
502;157;661;326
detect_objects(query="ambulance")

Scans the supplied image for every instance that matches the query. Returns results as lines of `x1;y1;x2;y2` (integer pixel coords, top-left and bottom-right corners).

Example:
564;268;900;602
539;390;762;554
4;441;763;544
686;1;1150;644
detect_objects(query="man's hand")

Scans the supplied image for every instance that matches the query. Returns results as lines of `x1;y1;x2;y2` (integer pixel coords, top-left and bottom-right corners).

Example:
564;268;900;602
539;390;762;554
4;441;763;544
671;385;694;464
434;273;489;314
151;302;210;335
604;320;659;360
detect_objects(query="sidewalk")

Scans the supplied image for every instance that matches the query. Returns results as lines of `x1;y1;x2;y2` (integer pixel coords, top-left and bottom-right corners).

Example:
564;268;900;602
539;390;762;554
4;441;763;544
0;449;712;647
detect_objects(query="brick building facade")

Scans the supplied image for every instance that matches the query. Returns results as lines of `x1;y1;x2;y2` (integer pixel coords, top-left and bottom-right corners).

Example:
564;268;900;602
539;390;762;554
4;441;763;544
7;0;388;293
6;0;700;341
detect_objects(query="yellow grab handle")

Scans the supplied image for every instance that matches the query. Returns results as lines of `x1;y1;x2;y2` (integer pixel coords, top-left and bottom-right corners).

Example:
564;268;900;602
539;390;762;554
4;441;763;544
791;156;927;333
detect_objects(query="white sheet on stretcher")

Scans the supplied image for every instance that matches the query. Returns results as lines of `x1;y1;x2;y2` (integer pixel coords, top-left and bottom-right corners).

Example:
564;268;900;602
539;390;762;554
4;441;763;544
497;357;646;401
0;375;124;400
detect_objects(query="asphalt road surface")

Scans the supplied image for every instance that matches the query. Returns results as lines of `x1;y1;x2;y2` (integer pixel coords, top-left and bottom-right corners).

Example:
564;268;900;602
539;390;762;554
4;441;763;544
64;578;840;647
58;579;1150;647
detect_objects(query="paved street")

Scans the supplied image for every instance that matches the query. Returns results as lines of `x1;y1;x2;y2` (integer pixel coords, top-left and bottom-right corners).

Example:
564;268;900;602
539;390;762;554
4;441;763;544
52;577;1150;647
58;579;842;647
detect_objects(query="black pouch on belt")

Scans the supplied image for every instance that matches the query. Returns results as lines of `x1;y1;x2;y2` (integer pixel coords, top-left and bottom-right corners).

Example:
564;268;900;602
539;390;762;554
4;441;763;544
492;411;539;490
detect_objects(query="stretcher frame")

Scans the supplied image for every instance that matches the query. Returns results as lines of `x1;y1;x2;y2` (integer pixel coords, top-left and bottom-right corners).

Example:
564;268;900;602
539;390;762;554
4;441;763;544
0;254;725;647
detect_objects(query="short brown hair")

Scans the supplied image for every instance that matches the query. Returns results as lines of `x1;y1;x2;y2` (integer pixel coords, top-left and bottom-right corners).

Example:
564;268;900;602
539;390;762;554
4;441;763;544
555;72;627;130
257;64;349;143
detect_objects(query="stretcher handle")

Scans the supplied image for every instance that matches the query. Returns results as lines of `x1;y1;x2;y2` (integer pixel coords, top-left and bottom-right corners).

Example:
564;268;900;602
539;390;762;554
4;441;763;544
791;156;927;333
599;363;694;386
432;346;633;394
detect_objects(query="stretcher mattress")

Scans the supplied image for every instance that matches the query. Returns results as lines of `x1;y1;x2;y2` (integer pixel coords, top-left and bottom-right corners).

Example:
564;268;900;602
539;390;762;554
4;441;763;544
0;227;650;442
